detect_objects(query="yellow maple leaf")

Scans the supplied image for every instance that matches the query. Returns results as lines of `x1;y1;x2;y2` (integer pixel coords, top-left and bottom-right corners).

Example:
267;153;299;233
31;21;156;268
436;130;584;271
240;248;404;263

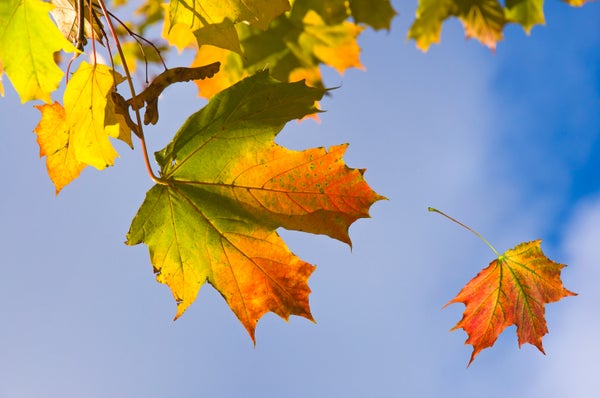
64;62;120;169
34;102;86;193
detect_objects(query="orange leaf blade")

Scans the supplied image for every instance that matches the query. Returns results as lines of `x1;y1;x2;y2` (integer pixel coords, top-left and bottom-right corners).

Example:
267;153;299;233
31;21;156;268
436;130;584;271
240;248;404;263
446;239;576;365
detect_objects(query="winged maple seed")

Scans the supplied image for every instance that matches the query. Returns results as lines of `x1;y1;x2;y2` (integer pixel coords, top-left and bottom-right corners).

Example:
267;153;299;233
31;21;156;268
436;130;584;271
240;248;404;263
429;208;575;365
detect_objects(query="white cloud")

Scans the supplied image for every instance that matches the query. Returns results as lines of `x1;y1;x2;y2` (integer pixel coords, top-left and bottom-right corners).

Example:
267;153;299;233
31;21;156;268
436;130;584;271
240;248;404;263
526;197;600;397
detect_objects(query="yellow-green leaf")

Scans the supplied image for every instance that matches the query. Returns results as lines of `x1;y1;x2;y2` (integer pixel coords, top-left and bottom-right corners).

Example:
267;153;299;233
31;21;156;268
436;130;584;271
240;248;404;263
0;0;77;103
407;0;457;51
505;0;545;33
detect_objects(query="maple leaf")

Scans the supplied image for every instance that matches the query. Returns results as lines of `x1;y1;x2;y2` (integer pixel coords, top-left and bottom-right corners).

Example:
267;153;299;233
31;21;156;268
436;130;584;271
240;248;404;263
64;61;124;169
446;240;576;365
408;0;506;51
0;0;77;103
34;102;86;194
34;62;130;192
505;0;546;34
407;0;458;51
127;71;384;340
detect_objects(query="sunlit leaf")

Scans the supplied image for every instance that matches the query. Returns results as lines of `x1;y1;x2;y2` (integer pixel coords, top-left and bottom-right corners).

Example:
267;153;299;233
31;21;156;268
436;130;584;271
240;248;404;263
127;72;384;339
167;0;290;51
0;0;77;103
64;61;121;169
408;0;506;51
34;102;86;193
505;0;545;33
446;240;576;365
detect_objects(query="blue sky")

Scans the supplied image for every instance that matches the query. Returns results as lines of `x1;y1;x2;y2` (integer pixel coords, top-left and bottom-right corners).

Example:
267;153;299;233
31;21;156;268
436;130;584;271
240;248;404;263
0;1;599;397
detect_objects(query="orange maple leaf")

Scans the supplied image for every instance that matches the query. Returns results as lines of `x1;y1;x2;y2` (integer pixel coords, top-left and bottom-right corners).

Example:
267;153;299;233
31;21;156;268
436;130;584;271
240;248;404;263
446;239;576;365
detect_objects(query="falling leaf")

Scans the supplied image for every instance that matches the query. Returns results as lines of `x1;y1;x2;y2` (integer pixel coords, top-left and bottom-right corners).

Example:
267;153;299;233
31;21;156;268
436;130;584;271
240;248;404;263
63;61;121;169
0;0;77;103
34;102;86;193
127;71;384;339
446;240;576;365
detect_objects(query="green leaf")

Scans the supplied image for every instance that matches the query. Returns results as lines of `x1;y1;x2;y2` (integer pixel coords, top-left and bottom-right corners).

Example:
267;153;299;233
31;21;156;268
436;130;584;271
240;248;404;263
348;0;397;30
127;72;384;338
407;0;457;51
505;0;545;33
0;0;77;103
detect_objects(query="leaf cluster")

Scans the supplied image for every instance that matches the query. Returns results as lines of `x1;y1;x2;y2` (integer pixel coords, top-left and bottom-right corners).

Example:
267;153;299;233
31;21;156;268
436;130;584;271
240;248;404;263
0;0;591;364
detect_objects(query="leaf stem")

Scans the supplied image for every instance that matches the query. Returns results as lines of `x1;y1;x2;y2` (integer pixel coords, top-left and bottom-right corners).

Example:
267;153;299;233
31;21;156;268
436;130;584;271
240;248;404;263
428;207;500;257
95;0;165;185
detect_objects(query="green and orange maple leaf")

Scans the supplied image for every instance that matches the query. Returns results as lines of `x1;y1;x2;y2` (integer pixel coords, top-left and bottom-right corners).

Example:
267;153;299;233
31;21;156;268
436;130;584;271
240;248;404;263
127;71;384;339
446;239;576;365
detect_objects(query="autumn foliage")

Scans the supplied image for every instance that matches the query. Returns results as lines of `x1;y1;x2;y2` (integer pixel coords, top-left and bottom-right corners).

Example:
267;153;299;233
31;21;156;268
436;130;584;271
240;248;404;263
445;240;576;365
0;0;590;363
